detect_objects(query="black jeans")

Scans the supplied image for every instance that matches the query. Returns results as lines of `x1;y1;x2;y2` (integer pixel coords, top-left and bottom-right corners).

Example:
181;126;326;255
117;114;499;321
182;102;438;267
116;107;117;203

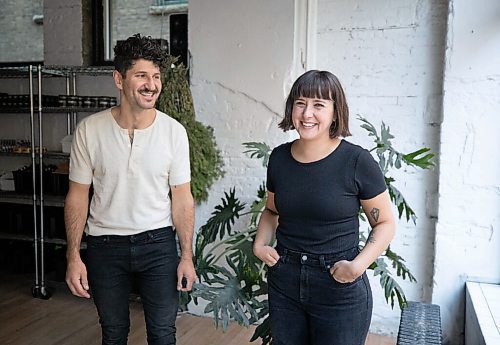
86;227;179;345
268;246;372;345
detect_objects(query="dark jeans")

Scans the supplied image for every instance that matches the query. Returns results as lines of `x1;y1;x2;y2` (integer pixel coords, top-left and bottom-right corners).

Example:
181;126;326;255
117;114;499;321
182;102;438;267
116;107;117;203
268;246;373;345
86;227;179;345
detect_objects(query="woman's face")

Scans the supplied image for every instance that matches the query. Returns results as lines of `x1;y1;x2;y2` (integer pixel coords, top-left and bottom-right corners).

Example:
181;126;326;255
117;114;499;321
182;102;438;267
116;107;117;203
291;96;335;142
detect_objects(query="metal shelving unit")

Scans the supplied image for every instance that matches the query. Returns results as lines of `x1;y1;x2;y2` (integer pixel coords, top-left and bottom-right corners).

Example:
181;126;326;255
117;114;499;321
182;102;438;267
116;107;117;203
0;64;112;298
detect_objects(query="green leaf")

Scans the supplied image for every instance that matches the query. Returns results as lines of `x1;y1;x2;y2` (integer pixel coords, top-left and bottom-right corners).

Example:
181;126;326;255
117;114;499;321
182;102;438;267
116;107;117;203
358;115;435;174
371;258;408;309
225;234;264;289
358;117;379;140
384;246;417;283
199;188;245;242
380;122;395;145
243;142;272;167
250;183;267;226
194;246;219;282
250;314;272;344
403;147;435;169
191;265;262;330
386;182;417;224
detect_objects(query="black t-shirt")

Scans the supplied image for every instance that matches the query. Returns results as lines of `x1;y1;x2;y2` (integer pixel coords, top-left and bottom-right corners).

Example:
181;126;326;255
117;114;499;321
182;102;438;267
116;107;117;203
267;140;387;255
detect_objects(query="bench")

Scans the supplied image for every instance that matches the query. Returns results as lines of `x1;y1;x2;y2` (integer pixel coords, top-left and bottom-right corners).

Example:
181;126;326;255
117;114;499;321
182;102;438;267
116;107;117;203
397;301;442;345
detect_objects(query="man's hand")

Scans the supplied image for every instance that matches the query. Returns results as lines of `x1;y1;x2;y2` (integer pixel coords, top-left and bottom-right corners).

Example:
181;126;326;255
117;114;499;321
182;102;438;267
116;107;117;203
177;257;197;292
65;256;91;298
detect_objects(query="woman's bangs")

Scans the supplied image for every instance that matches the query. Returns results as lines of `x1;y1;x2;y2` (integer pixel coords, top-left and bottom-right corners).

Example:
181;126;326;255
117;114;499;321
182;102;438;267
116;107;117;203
295;74;333;100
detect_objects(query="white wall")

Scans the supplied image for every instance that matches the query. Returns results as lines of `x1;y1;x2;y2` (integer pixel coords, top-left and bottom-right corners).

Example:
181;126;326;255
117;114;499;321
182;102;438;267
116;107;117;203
189;0;296;229
315;0;447;336
434;1;500;344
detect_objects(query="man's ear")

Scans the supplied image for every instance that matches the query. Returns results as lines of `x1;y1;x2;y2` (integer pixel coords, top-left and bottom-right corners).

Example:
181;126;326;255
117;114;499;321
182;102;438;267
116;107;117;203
113;70;123;90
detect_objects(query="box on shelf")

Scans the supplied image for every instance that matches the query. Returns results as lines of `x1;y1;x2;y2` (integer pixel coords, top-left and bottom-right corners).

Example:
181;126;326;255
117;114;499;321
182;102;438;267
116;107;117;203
60;135;73;154
0;172;15;191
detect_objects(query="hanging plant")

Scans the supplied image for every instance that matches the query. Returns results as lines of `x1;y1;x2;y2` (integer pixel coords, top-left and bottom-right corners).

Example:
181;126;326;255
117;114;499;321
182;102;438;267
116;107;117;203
157;57;224;202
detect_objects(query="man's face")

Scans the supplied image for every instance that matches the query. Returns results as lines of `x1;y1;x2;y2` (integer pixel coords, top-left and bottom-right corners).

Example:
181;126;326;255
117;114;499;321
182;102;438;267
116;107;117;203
115;58;162;111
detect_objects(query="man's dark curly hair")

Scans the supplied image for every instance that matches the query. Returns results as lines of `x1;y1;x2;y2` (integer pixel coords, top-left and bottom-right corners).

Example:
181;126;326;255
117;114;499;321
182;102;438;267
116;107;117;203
113;33;169;77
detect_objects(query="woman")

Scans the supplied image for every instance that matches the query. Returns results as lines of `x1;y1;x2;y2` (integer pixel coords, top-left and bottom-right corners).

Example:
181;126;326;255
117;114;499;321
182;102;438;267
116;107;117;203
253;70;396;345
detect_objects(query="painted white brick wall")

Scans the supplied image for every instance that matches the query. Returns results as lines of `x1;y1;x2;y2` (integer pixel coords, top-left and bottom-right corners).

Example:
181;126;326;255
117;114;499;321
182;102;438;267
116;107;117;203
189;0;296;231
434;1;500;344
315;0;447;336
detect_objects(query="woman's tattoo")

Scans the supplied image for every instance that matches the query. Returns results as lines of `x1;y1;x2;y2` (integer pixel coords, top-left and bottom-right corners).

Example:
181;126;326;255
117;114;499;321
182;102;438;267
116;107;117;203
367;228;377;244
266;207;279;216
370;207;380;222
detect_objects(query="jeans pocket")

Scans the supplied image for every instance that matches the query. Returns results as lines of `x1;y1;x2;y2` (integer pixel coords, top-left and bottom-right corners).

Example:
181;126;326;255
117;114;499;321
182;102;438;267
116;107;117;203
147;227;175;243
86;235;108;249
267;255;286;275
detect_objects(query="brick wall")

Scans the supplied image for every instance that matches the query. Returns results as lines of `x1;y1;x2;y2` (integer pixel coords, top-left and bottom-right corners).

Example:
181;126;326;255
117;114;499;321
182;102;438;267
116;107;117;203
112;0;174;47
433;1;500;344
315;0;448;335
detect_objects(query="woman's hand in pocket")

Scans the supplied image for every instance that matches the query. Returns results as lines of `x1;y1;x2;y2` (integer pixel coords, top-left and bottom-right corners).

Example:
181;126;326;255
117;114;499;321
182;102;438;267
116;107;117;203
330;260;363;283
254;245;280;267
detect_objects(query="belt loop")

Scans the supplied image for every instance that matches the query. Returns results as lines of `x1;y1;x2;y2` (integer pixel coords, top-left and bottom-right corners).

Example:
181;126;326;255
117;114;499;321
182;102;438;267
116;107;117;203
319;255;327;272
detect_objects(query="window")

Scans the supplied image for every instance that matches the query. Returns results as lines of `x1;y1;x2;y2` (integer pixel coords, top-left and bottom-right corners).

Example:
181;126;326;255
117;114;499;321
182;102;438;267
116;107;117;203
91;0;113;65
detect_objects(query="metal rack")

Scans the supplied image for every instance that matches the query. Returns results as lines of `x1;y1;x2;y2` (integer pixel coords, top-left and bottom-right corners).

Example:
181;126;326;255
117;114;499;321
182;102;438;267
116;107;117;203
0;64;113;299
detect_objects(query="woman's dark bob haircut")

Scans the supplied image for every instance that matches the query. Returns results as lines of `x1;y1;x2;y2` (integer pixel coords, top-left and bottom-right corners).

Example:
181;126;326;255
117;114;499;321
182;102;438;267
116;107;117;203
278;70;351;138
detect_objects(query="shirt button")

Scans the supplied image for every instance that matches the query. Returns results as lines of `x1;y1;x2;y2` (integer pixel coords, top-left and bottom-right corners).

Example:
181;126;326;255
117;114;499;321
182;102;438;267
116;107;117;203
301;255;308;261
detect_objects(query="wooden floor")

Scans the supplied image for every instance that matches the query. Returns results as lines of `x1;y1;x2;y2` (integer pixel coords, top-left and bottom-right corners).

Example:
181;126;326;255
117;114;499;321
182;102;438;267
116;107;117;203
0;274;396;345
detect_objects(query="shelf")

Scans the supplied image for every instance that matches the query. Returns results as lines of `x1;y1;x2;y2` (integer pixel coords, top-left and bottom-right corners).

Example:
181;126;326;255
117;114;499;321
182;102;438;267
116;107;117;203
0;191;65;207
0;232;34;242
0;106;109;114
0;232;86;247
0;151;69;159
0;65;114;78
0;66;32;78
43;65;114;77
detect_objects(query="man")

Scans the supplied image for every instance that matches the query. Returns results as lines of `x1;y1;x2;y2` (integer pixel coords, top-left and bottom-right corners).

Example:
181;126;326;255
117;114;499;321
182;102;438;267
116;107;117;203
64;34;196;345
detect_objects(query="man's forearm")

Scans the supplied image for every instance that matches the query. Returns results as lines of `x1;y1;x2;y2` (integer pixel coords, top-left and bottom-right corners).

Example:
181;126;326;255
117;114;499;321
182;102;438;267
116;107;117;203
64;194;88;260
172;197;195;260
